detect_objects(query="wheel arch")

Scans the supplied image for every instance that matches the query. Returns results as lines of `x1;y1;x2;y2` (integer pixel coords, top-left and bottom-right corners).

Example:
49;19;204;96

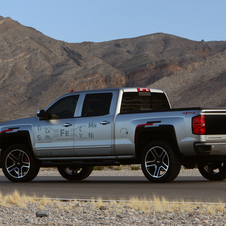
135;125;181;160
0;131;34;158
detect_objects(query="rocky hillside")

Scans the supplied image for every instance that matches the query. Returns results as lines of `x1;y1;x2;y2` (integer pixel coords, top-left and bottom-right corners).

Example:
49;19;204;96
1;16;226;121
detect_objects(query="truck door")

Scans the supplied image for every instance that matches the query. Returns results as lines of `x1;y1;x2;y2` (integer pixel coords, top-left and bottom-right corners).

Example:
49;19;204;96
34;94;79;158
73;92;115;156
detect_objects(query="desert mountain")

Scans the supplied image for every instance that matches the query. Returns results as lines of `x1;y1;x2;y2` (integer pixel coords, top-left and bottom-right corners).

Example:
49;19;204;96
1;16;226;121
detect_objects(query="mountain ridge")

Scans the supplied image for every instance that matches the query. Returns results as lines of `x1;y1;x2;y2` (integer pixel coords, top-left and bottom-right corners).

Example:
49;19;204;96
1;16;226;121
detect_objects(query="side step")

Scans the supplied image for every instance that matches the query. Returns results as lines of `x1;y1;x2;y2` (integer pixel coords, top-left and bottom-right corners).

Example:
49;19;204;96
40;160;121;167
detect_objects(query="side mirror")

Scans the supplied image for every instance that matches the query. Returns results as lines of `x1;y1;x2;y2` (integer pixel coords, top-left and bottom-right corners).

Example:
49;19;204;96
37;110;45;118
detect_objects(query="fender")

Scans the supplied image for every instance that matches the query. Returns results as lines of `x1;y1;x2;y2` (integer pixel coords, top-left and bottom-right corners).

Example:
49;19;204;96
134;124;181;159
0;130;34;157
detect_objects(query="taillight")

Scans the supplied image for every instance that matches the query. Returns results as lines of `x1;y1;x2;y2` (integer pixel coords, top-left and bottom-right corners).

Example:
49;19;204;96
0;129;13;134
192;115;205;134
137;88;150;92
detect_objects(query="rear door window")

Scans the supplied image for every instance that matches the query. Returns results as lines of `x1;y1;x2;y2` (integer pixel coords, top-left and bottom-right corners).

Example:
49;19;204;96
81;93;113;117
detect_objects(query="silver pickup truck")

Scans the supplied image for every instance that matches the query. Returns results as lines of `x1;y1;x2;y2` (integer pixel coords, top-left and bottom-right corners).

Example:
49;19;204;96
0;87;226;183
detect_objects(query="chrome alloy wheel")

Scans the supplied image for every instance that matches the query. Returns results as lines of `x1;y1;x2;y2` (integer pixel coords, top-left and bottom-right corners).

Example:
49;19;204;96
144;146;169;178
5;149;30;179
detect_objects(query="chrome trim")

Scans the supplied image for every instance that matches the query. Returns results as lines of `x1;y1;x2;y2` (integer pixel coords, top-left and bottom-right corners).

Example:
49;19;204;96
63;123;73;127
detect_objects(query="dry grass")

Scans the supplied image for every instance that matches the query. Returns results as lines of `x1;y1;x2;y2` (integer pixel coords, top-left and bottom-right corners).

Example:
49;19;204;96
95;197;104;208
206;205;216;214
153;195;163;212
55;201;63;209
0;190;225;215
140;198;150;212
119;196;226;215
39;195;49;206
65;201;73;210
90;197;106;209
217;202;224;213
130;165;140;170
128;197;139;209
4;190;26;208
215;198;224;213
93;165;125;171
93;166;105;171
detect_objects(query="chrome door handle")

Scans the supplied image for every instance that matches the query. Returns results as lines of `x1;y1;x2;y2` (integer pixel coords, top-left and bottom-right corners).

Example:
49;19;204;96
63;123;72;127
100;121;110;125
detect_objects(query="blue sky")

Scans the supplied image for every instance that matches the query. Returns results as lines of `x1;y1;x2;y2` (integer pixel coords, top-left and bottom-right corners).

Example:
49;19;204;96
1;0;226;43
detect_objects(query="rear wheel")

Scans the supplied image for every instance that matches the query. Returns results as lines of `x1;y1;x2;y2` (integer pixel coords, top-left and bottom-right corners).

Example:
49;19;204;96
2;144;40;182
141;141;181;183
198;161;226;181
57;166;93;181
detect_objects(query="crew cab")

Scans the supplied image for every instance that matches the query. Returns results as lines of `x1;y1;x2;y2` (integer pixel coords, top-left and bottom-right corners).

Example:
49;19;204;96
0;87;226;183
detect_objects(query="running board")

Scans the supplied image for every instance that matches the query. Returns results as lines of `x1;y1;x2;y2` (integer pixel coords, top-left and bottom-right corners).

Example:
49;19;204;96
40;160;121;167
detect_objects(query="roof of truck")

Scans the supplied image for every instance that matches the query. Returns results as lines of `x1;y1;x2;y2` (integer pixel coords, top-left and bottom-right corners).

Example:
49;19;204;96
69;87;164;94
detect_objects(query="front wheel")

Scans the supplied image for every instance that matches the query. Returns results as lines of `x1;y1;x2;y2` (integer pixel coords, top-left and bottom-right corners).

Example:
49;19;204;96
141;141;181;183
2;144;40;182
57;166;93;181
198;161;226;181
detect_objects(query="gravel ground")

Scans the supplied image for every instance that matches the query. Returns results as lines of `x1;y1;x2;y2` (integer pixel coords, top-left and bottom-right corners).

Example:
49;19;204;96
1;167;226;225
0;198;226;226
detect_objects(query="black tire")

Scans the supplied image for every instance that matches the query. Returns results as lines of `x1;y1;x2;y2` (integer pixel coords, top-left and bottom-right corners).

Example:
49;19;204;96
57;166;93;181
2;144;40;182
198;161;226;181
141;141;181;183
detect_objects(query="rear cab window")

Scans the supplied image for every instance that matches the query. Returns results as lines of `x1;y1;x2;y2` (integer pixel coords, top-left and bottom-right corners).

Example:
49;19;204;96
120;91;170;113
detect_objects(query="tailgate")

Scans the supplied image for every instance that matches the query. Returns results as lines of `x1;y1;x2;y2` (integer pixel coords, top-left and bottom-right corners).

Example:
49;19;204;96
203;109;226;134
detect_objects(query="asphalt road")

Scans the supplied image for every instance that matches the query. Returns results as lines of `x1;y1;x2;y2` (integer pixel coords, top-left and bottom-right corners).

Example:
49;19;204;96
0;175;225;202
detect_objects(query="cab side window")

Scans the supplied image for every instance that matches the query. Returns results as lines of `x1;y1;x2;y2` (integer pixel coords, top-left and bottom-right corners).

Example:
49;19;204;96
81;93;112;117
47;95;79;119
